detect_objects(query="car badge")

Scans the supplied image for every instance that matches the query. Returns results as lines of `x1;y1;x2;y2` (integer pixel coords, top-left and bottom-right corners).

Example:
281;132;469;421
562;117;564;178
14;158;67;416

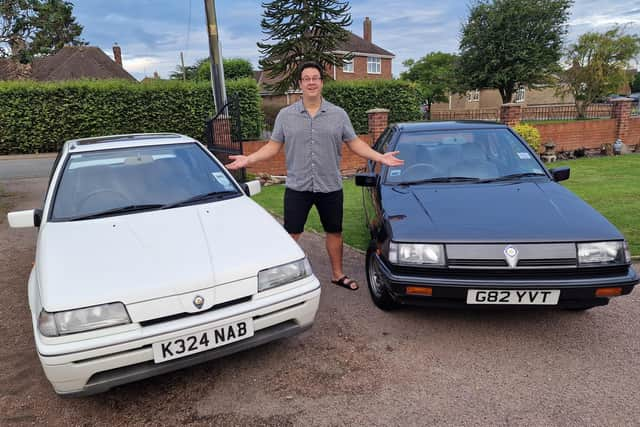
503;245;519;268
193;295;205;309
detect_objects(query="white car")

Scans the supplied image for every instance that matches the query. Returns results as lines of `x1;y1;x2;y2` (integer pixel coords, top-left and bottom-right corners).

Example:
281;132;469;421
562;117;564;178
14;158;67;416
8;133;320;396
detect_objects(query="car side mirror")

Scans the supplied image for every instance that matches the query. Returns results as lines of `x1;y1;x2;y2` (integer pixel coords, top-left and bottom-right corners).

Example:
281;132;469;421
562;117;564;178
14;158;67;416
7;208;42;228
242;180;262;196
355;173;378;187
550;167;570;182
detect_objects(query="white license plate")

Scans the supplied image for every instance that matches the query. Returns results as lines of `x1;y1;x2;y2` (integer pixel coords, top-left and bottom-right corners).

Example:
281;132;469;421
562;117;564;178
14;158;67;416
466;289;560;305
152;319;254;363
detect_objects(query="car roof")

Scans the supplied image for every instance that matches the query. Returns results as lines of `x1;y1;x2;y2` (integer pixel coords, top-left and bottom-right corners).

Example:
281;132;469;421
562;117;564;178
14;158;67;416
63;133;197;153
393;121;506;132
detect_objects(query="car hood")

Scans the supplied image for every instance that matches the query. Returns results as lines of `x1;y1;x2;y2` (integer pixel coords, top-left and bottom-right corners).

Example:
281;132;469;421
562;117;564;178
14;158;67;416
383;181;622;243
36;197;303;311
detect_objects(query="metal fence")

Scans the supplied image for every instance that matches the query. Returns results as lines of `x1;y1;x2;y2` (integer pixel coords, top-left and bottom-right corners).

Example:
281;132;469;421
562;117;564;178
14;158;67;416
521;103;613;121
205;92;245;183
430;109;500;121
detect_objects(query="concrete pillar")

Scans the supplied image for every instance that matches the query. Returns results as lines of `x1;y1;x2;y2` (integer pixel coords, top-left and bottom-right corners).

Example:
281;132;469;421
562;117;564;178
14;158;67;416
367;108;389;144
500;103;522;127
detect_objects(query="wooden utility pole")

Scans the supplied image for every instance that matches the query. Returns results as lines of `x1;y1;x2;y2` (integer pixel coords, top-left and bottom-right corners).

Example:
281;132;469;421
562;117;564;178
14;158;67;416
204;0;227;113
180;52;186;81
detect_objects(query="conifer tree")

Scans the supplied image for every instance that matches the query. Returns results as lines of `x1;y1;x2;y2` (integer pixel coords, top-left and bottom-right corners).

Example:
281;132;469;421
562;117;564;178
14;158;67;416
258;0;351;94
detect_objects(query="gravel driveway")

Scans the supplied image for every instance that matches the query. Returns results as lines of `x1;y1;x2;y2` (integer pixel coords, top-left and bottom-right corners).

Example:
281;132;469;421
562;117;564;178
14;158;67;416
1;177;639;426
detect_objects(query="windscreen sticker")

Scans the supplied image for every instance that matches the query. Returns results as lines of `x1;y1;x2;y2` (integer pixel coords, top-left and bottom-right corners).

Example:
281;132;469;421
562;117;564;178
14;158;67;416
389;169;402;177
211;172;233;188
517;152;532;160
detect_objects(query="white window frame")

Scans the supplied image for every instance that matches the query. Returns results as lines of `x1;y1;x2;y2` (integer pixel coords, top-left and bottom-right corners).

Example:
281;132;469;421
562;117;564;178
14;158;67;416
514;87;525;103
367;56;381;74
342;58;354;73
467;89;480;102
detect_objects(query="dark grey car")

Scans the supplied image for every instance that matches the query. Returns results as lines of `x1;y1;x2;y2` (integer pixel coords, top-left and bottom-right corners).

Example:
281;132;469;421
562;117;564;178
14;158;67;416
356;121;638;310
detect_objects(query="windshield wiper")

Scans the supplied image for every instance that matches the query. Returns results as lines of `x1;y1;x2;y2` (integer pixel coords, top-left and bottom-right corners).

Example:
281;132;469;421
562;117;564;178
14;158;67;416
161;190;239;209
69;204;164;221
398;176;481;185
479;172;547;183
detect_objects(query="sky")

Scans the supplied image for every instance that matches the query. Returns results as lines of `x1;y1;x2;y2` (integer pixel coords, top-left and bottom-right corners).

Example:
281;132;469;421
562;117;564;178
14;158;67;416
72;0;640;81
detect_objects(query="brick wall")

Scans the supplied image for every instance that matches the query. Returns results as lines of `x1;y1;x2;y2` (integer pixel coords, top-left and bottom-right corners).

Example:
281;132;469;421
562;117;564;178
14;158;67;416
243;134;372;176
328;57;392;81
534;120;617;152
628;117;640;148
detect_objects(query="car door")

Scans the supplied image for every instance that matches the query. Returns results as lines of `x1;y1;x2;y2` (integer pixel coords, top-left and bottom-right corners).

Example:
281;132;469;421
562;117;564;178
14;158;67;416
363;128;394;239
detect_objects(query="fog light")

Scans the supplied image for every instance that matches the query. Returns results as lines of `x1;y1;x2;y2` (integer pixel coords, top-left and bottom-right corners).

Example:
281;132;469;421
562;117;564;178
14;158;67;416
406;286;432;296
595;287;622;297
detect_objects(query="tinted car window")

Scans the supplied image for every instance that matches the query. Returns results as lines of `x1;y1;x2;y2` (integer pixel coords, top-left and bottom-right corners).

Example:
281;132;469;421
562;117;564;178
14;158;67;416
51;143;239;220
386;129;545;183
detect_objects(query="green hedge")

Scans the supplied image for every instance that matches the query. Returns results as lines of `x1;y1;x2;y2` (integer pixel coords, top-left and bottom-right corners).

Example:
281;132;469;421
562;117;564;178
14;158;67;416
0;78;263;154
323;80;423;134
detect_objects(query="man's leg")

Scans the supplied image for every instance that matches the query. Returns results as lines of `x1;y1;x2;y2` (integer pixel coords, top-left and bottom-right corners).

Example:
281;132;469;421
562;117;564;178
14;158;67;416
315;190;357;289
325;231;344;281
284;188;313;241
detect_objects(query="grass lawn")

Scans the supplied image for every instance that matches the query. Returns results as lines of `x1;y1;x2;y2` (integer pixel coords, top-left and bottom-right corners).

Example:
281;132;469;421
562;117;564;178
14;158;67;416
253;154;640;256
253;179;370;252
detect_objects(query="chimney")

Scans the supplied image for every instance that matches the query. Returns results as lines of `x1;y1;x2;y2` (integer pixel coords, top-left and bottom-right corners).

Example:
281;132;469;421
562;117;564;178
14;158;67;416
363;17;372;42
113;43;122;66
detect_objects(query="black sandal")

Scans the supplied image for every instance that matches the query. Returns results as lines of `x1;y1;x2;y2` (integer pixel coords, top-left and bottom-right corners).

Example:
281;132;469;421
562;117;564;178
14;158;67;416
331;276;359;291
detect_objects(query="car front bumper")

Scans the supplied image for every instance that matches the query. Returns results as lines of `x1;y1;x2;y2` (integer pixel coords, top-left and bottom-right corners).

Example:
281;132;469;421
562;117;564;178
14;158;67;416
372;254;638;308
36;277;321;396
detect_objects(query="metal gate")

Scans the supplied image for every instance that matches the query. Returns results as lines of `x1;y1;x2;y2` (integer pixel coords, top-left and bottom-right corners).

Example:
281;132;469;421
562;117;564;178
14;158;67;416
205;92;245;182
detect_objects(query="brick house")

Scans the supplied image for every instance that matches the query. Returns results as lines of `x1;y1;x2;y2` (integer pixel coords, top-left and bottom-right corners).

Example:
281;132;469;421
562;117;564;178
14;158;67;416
0;44;136;82
257;17;394;108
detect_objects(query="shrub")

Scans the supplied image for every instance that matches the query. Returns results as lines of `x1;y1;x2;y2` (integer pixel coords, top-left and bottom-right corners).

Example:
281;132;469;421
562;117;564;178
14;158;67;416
513;123;541;152
0;78;262;154
322;80;423;134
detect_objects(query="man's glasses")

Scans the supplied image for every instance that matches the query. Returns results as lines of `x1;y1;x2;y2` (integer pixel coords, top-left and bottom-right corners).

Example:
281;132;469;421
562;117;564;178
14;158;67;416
301;76;322;83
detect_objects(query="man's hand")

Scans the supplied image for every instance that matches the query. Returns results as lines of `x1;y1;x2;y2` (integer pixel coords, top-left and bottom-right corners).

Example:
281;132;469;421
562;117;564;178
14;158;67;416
226;154;249;170
379;151;404;167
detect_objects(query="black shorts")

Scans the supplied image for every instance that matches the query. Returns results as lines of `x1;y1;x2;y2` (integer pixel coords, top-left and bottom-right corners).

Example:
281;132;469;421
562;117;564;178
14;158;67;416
284;188;343;234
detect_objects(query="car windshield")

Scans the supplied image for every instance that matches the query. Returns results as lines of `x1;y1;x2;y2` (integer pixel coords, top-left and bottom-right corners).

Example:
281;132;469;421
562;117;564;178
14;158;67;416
385;128;547;184
51;143;240;221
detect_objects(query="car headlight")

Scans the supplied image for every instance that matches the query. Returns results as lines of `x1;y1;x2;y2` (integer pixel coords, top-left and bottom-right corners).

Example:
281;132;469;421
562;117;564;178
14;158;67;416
389;242;445;265
38;302;131;337
577;241;629;265
258;258;312;292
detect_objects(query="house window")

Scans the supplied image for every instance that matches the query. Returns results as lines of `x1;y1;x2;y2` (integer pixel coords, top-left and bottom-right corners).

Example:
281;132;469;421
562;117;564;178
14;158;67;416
515;87;525;103
466;89;480;102
343;58;354;73
367;57;381;74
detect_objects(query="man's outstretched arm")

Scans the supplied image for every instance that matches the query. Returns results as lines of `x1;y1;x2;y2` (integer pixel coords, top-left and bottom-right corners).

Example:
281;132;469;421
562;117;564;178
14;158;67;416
345;137;404;167
226;140;283;170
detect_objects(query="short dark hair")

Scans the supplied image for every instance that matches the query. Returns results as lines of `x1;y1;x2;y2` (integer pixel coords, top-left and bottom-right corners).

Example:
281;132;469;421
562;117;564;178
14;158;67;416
298;61;323;81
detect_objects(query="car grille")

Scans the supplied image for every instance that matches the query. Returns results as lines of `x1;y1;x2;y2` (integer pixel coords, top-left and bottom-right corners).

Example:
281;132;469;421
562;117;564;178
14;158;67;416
139;296;252;327
448;258;577;267
386;263;629;281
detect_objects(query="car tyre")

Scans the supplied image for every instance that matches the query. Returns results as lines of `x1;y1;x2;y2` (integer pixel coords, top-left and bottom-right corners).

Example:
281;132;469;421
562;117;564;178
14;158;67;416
366;245;399;311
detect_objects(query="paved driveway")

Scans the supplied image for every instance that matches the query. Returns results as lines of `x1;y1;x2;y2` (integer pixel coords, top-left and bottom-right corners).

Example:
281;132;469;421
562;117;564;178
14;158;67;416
1;177;639;426
0;154;56;180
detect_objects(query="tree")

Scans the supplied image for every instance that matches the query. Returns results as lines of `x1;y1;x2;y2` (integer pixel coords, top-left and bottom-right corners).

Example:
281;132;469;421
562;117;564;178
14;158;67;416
0;0;84;60
458;0;572;104
561;27;640;117
28;0;84;56
400;52;458;119
170;58;254;81
258;0;352;94
629;70;640;93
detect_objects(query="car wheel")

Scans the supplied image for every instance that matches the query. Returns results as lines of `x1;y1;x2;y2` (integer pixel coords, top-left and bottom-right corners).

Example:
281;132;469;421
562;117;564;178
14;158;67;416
366;245;398;311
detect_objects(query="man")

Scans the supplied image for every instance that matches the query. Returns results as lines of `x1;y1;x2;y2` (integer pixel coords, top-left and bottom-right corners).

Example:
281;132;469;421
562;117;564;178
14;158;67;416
227;61;403;291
